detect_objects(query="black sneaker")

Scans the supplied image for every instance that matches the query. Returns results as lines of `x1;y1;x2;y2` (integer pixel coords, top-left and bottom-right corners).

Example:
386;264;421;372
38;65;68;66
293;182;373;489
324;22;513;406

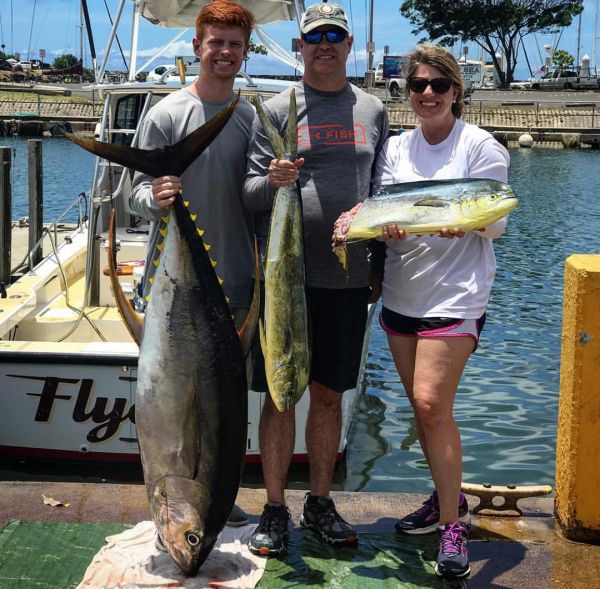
248;503;291;556
395;490;470;535
299;493;358;545
435;520;471;579
226;504;250;527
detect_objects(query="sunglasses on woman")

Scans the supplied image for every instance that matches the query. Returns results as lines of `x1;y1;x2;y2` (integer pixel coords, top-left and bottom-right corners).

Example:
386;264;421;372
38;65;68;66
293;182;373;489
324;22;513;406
407;77;454;94
301;29;348;44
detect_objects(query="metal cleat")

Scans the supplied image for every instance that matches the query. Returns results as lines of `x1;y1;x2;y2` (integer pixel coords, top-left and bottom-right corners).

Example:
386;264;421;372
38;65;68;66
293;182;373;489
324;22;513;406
461;482;553;517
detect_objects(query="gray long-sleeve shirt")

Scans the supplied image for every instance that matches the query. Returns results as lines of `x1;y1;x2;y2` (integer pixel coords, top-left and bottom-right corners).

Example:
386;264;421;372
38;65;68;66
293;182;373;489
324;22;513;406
129;89;255;308
244;81;389;289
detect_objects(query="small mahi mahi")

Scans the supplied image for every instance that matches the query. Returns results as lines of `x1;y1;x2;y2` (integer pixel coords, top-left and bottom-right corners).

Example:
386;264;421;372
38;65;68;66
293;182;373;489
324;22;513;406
334;178;518;266
251;90;310;412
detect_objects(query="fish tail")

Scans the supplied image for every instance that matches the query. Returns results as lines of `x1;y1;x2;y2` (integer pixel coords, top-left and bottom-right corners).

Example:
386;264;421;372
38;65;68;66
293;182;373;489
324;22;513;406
61;95;239;178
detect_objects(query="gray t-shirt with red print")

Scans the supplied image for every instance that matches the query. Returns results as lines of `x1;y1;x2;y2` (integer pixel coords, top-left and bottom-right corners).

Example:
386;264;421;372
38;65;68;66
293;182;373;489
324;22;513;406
243;81;389;289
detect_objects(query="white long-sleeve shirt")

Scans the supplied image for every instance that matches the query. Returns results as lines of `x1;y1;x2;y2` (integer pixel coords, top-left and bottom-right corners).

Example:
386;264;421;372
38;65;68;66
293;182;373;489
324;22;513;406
374;119;510;319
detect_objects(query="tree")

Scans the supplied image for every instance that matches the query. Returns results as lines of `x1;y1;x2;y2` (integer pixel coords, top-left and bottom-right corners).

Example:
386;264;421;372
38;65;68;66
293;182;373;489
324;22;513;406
399;0;584;87
52;54;79;70
243;39;268;71
552;49;574;70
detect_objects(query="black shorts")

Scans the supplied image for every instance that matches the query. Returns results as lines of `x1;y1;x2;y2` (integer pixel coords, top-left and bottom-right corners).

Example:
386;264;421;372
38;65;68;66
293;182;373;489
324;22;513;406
380;306;486;351
251;285;371;394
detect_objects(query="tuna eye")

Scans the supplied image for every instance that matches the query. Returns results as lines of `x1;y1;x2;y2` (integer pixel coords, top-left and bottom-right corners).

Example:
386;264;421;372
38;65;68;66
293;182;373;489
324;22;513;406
186;532;200;547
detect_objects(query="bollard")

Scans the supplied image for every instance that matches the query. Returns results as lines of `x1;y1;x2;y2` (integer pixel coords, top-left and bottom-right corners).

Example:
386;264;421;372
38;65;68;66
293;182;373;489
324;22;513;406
0;147;12;285
28;139;43;266
555;254;600;542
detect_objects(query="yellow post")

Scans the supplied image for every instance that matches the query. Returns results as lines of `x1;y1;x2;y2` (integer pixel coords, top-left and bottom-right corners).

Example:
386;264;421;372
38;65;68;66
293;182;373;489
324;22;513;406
555;254;600;541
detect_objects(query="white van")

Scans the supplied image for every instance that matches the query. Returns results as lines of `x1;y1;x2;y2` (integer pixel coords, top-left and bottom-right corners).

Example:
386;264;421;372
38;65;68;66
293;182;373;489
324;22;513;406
374;63;384;85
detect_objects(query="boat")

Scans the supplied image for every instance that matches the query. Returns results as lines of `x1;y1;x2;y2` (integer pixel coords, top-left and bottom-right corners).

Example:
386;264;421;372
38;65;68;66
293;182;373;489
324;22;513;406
0;0;373;466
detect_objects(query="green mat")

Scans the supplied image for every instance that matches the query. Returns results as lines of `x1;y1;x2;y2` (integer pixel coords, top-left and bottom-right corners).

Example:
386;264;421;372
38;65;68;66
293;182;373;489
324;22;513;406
260;529;467;588
0;521;466;588
0;520;129;589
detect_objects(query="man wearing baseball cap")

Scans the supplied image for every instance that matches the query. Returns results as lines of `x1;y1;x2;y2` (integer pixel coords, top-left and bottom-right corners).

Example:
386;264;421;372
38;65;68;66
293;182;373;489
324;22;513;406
244;1;389;556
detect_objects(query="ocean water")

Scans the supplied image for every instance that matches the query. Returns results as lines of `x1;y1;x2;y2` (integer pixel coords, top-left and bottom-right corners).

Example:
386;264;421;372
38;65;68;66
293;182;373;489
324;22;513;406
344;148;600;493
4;138;600;492
4;136;95;223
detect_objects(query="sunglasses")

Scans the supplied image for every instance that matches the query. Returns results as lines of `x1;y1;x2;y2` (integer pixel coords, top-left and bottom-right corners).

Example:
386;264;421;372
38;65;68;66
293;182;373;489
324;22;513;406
407;77;453;94
301;29;347;44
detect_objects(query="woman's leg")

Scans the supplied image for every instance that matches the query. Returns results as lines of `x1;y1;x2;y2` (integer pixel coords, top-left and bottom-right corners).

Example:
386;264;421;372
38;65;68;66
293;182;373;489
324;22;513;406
410;336;473;524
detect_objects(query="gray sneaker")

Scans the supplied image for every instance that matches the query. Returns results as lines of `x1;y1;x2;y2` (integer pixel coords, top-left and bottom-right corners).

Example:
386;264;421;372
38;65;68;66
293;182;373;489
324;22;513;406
226;504;250;527
248;503;291;556
299;493;358;545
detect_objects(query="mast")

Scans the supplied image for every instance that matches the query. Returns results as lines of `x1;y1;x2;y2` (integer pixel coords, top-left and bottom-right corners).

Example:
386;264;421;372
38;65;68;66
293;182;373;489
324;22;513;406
366;0;374;89
594;0;599;69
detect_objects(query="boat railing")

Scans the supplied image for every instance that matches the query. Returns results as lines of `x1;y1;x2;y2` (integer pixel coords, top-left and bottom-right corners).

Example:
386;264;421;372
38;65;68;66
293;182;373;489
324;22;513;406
11;191;90;276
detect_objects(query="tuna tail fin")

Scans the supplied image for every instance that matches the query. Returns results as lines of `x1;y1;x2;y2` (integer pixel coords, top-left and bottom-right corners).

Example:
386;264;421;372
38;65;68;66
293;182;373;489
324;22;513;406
108;208;143;344
251;88;297;160
237;237;260;358
61;94;240;178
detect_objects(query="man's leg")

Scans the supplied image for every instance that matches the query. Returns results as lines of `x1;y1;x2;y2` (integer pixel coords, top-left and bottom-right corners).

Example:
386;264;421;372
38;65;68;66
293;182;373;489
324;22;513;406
259;395;296;503
248;392;295;556
306;380;342;496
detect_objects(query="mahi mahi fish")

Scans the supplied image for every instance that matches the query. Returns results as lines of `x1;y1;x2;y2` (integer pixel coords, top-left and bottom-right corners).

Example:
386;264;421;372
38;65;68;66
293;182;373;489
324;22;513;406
251;90;310;412
334;178;518;266
64;97;259;575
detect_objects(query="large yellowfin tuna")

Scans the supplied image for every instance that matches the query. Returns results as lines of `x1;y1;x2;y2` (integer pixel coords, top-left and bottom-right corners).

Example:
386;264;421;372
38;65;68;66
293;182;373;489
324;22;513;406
334;178;518;265
251;90;310;412
64;97;259;576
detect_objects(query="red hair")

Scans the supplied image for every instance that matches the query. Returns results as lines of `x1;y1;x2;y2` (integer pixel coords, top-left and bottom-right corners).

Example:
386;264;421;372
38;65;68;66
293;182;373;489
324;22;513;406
195;1;256;45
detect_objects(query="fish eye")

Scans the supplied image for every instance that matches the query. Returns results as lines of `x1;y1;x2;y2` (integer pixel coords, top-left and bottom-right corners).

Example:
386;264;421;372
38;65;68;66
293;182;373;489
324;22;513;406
489;193;499;200
186;532;201;546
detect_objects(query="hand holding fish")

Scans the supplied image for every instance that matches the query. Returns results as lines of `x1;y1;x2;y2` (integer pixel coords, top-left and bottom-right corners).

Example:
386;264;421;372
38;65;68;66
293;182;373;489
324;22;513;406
332;202;363;249
436;227;466;239
382;224;408;241
268;158;304;188
152;175;182;208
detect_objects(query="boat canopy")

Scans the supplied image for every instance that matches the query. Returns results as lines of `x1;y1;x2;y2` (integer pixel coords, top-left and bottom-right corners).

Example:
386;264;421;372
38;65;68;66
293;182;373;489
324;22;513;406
141;0;297;27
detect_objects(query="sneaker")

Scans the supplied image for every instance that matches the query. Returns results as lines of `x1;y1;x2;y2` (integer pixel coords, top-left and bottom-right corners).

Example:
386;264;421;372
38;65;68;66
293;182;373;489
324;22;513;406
395;490;470;534
435;520;470;579
299;493;358;545
248;503;291;556
226;504;250;527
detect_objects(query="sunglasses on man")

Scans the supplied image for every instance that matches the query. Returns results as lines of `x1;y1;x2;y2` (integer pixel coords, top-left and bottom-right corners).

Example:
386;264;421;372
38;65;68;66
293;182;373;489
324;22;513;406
407;77;454;94
301;29;348;45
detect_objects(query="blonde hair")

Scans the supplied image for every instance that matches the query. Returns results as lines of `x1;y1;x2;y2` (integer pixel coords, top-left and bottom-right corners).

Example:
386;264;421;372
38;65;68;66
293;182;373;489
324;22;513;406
404;44;464;118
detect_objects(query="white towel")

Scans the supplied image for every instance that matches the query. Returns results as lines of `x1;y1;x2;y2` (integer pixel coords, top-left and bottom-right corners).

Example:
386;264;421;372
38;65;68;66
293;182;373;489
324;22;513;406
76;521;266;589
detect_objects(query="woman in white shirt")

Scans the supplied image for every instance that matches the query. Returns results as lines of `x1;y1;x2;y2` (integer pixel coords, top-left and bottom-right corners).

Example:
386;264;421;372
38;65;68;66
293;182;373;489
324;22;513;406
336;44;510;581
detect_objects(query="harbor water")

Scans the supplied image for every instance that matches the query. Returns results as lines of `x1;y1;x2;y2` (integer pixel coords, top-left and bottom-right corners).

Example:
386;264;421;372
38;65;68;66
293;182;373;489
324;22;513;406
4;137;600;493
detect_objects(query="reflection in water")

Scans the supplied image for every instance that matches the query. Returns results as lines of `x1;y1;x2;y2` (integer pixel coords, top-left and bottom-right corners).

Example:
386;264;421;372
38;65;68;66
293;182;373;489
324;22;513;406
344;149;600;493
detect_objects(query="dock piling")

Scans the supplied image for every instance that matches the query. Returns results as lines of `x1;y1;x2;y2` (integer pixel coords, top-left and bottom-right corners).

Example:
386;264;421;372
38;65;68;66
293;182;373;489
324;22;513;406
555;254;600;542
28;139;43;266
0;147;12;285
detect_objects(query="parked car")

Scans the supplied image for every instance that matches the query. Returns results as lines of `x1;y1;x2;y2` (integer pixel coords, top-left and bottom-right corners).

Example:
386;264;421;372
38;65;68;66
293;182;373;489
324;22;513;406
146;65;170;82
0;59;13;71
374;62;384;85
15;60;33;70
388;77;406;97
529;68;599;90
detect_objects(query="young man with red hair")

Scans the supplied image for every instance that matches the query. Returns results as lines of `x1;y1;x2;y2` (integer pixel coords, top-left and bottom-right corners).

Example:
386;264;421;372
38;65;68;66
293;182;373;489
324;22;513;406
129;0;257;527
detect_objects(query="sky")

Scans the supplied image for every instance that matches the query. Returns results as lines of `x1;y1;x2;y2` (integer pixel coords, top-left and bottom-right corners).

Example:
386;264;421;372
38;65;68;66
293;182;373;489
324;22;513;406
1;0;600;81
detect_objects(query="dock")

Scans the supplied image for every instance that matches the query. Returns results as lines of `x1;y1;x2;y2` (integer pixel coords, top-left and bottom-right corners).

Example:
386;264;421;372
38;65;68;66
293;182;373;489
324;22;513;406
1;481;599;588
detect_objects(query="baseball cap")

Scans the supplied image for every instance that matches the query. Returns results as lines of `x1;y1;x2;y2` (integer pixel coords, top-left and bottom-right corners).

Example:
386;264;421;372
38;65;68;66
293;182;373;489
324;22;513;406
300;2;350;34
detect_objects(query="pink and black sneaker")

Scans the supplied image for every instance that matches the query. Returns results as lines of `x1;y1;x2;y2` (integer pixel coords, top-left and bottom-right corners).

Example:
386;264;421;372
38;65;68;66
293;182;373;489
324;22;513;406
435;520;471;579
395;490;470;534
